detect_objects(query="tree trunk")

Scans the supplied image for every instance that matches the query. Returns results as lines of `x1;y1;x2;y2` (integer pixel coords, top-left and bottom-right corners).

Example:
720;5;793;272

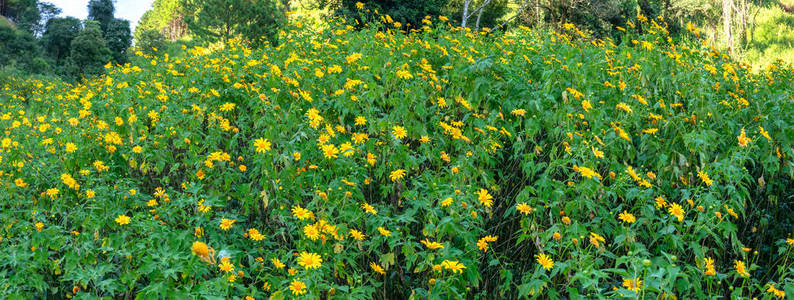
462;0;471;28
740;0;747;47
475;3;484;30
723;0;733;54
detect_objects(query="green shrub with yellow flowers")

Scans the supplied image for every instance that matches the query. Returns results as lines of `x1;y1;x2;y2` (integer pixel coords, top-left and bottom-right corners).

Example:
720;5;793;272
1;9;793;299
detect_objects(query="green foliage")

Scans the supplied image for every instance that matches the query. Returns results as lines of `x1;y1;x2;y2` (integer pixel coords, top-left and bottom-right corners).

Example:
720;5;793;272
136;29;167;55
1;15;794;298
105;18;132;63
41;16;81;63
183;0;285;47
323;0;450;28
87;0;114;33
0;20;46;72
68;20;110;78
743;4;794;69
1;0;40;33
134;0;189;44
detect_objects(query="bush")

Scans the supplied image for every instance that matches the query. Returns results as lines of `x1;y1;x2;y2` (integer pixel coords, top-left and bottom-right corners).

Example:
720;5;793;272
0;15;793;299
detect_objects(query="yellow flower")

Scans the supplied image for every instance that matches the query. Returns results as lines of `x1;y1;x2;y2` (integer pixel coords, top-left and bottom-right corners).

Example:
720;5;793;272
759;126;772;141
668;203;684;222
355;116;366;125
272;258;285;269
321;144;339;159
392;126;407;139
478;188;493;208
65;143;77;153
622;277;642;292
516;202;532;215
253;138;271;153
421;239;444;250
35;222;44;232
292;205;313;221
297;252;322;270
589;232;606;248
303;223;321;240
115;215;130;225
370;262;385;275
289;279;307;296
576;165;602;180
192;241;209;257
441;260;466;274
477;235;498;252
219;218;236;230
361;202;377;215
766;283;786;299
697;170;713;186
704;257;716;276
219;257;234;272
441;197;453;207
618;211;636;223
737;128;750;147
377;226;391;237
591;147;604;158
350;229;365;240
734;260;750;277
389;169;406;182
536;253;554;270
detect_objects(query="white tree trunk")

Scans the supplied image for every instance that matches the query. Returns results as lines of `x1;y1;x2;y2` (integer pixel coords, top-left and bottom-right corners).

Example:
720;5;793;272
462;0;471;28
723;0;733;53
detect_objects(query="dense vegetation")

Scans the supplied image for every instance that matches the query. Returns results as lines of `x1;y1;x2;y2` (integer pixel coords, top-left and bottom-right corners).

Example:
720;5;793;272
0;0;131;79
1;8;793;298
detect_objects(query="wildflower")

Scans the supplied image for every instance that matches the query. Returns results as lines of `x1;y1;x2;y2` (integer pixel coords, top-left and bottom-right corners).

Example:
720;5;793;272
668;203;685;222
289;279;307;296
766;284;786;299
370;262;385;275
355;116;366;125
192;241;210;257
734;260;750;277
786;238;794;246
591;147;604;158
297;252;322;270
421;239;444;250
35;222;44;232
618;211;636;223
737;128;750;147
292;205;313;220
511;109;526;117
65;143;77;153
441;197;453;207
115;215;130;225
476;235;498;252
219;218;236;230
622;278;642;292
589;232;606;248
392;126;407;139
441;260;466;274
350;229;365;240
697;170;713;186
536;253;554;270
219;102;236;111
576;165;602;180
361;202;377;215
478;188;493;207
704;257;716;276
253;138;271;153
248;228;265;241
321;144;339;159
516;202;532;215
581;100;593;112
219;257;234;272
366;152;377;166
654;196;668;209
759;126;772;141
377;227;391;237
303;223;320;240
389;169;407;182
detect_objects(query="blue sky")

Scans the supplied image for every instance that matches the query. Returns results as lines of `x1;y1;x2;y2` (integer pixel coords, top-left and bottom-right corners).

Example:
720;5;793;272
48;0;155;31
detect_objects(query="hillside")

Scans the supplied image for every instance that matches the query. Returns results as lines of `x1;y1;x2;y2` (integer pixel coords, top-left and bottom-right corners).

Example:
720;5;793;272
1;15;794;299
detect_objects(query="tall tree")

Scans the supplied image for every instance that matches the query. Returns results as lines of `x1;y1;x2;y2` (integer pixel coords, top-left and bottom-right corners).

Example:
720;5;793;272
104;18;131;63
33;1;60;36
319;0;450;28
69;20;110;77
87;0;114;33
183;0;284;47
2;0;40;33
41;16;81;63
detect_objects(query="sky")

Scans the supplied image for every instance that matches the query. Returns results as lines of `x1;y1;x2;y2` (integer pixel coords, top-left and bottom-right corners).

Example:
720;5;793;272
48;0;155;31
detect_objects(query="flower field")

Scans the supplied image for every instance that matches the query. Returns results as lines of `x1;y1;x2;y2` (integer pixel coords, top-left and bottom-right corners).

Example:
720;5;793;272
1;14;794;299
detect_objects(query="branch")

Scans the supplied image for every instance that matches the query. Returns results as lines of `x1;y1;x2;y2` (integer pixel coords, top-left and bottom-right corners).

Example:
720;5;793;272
487;0;531;33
